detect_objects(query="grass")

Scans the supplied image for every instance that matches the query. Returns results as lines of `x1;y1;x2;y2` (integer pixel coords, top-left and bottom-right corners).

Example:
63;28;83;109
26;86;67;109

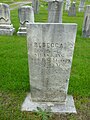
0;0;90;120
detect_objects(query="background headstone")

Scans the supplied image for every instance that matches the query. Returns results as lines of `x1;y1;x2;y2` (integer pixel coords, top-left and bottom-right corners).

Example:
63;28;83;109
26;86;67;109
65;0;71;11
32;0;39;14
17;6;34;36
68;2;76;16
82;5;90;38
47;0;63;23
0;3;15;35
22;23;77;113
78;0;85;12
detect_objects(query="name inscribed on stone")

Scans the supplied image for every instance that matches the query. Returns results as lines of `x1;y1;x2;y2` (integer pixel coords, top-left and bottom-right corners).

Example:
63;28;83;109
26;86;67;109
31;41;72;69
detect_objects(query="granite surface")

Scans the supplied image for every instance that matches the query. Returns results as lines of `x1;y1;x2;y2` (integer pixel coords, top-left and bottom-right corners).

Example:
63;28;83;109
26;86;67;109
48;1;63;23
27;23;77;102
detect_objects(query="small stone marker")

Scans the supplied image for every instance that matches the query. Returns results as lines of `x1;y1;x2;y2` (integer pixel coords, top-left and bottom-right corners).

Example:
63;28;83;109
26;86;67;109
65;0;71;11
32;0;39;14
68;2;76;16
82;5;90;38
22;23;77;113
46;0;63;23
0;3;15;35
78;0;85;12
17;6;34;36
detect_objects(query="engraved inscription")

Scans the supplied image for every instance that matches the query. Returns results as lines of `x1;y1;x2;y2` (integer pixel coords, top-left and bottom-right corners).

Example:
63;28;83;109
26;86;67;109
31;42;72;69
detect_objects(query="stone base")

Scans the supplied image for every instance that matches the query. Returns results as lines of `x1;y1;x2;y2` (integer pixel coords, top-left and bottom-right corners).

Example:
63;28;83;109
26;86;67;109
21;93;77;113
0;24;15;35
17;27;27;36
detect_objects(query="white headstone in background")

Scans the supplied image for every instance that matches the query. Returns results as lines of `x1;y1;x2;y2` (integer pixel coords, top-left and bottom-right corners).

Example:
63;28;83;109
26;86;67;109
22;23;77;113
82;5;90;38
65;0;71;11
45;0;63;23
68;2;76;16
32;0;39;14
17;6;34;36
0;3;15;35
78;0;85;12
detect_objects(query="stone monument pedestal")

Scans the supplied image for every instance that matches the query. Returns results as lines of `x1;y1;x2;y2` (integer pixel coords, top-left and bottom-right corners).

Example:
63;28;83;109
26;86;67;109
0;3;15;35
17;27;27;36
0;24;15;35
22;94;76;113
17;6;34;36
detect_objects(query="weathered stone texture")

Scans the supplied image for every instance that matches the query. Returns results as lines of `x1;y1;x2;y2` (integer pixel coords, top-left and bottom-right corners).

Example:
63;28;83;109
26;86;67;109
68;2;76;16
27;23;77;102
0;3;15;35
17;6;34;36
48;1;63;23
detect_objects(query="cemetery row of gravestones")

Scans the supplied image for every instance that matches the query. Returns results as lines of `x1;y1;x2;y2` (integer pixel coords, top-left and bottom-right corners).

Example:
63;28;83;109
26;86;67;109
0;3;34;36
0;1;90;37
0;0;90;114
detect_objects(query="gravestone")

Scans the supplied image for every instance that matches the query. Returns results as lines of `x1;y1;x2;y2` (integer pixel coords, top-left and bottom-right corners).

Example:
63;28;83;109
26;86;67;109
45;0;63;23
65;0;71;11
82;5;90;38
0;3;15;35
68;2;76;16
78;0;85;12
17;6;34;36
22;23;77;113
32;0;39;14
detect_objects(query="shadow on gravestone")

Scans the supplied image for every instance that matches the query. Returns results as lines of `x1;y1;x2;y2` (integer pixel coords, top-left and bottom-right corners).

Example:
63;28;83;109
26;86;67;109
17;6;34;36
0;3;15;36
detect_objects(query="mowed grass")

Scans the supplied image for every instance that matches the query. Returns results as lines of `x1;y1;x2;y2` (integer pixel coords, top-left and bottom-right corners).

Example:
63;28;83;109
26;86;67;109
0;0;90;120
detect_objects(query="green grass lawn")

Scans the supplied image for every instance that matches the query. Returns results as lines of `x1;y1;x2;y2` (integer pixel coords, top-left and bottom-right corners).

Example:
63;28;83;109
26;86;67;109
0;0;90;120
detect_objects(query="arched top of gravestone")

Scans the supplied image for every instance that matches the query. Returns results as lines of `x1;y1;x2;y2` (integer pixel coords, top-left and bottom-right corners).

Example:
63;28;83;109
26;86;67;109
0;3;11;24
18;6;34;26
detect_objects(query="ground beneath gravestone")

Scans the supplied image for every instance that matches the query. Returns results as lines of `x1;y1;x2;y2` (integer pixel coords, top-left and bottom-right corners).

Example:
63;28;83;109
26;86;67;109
0;92;90;120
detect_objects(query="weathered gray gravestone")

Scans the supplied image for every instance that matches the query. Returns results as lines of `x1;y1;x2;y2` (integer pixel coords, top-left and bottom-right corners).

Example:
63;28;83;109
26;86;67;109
68;2;76;16
65;0;71;11
22;23;77;113
32;0;39;14
82;5;90;38
78;0;85;12
17;6;34;36
0;3;15;35
45;0;63;23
